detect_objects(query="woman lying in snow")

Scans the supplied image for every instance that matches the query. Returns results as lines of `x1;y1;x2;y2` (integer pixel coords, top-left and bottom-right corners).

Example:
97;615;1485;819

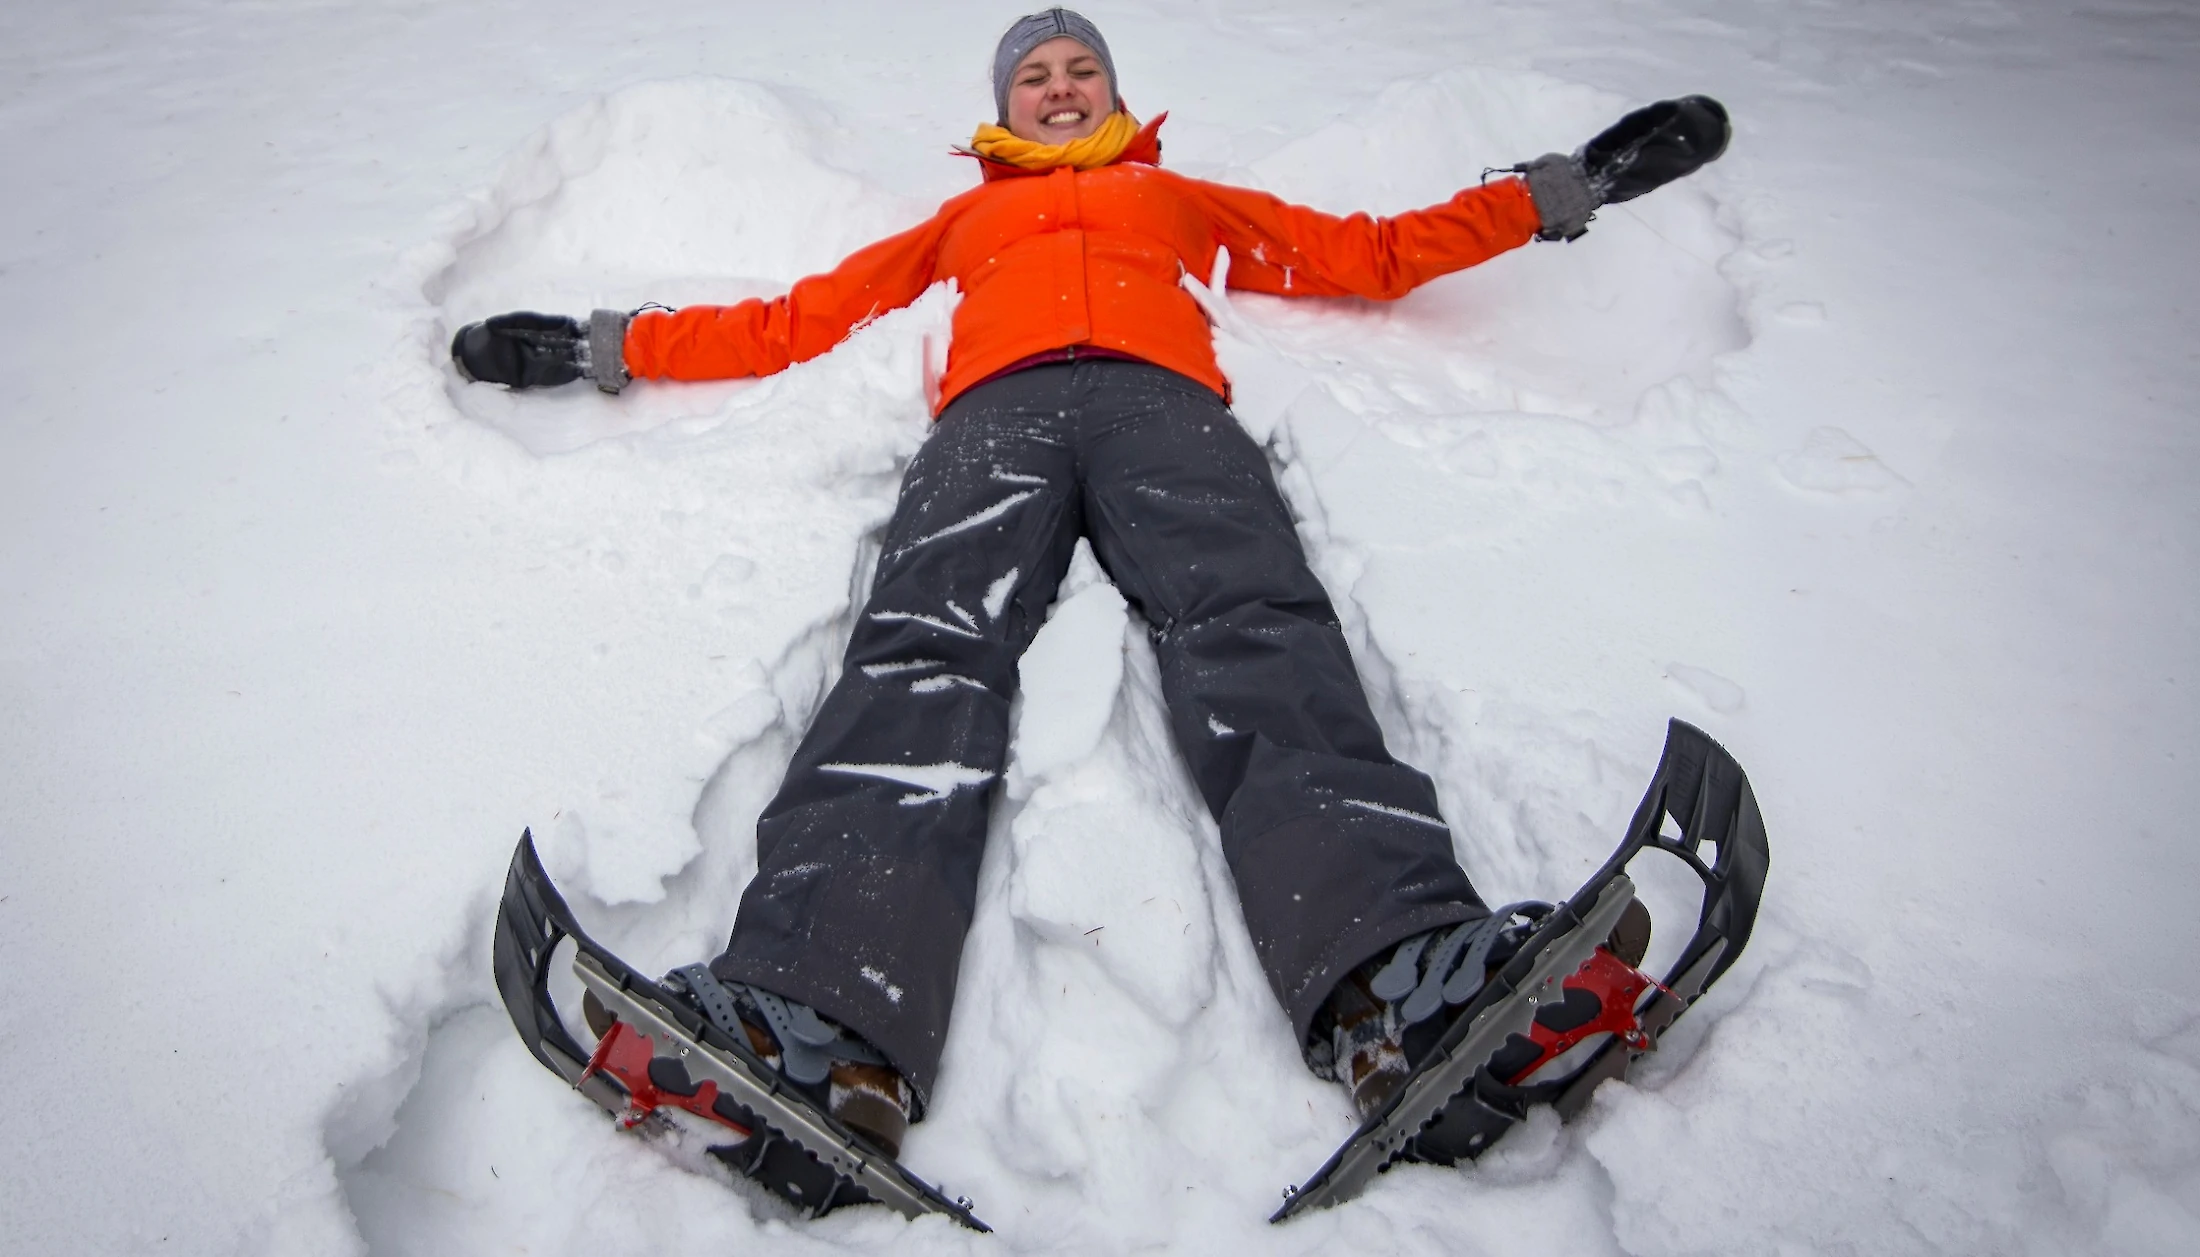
456;8;1727;1167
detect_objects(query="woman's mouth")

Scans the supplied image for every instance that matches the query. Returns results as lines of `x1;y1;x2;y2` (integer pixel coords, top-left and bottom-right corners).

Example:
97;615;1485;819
1043;109;1087;126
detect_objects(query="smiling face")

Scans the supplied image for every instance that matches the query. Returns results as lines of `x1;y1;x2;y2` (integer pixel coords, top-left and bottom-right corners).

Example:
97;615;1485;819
1003;35;1113;143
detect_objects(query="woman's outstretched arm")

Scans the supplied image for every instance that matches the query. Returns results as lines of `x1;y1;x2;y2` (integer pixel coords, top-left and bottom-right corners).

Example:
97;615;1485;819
1176;173;1543;302
1182;95;1730;301
622;211;952;383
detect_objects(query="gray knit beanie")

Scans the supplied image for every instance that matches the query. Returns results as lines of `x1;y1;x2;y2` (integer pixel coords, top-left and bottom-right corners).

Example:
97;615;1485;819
992;8;1119;123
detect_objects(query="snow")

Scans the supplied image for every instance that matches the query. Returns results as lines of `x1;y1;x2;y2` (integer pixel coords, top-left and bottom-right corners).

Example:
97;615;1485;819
1341;798;1451;830
983;568;1021;620
871;607;987;640
863;657;946;678
2;1;2195;1254
819;761;998;807
898;490;1043;554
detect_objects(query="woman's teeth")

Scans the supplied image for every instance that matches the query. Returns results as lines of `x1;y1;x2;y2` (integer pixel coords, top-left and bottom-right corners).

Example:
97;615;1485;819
1045;110;1085;125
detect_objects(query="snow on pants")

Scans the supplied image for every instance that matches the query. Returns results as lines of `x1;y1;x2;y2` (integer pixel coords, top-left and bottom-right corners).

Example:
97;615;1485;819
712;359;1488;1103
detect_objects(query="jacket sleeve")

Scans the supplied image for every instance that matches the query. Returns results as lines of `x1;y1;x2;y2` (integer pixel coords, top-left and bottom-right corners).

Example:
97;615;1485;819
622;210;950;382
1177;173;1542;301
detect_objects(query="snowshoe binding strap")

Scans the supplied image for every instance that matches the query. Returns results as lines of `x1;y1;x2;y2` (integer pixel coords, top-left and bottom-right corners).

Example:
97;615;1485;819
1372;902;1557;1026
664;964;750;1045
664;965;886;1086
1366;932;1430;1002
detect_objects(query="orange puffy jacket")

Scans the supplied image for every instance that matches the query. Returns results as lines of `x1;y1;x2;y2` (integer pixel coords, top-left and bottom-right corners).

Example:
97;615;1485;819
622;117;1542;414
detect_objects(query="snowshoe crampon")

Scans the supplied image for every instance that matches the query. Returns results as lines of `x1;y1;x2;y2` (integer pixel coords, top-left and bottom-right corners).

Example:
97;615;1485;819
491;834;989;1230
1272;719;1769;1222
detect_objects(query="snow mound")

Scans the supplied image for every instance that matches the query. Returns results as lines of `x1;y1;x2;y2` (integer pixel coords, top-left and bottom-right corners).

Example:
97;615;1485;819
421;77;934;455
431;76;923;316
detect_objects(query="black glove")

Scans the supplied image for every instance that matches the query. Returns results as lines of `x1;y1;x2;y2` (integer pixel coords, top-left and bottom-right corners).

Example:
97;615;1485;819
1583;95;1729;203
450;309;631;392
1515;95;1731;242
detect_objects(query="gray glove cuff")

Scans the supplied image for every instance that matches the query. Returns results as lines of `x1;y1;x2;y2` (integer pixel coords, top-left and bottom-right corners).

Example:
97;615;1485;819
1519;153;1598;243
588;308;631;394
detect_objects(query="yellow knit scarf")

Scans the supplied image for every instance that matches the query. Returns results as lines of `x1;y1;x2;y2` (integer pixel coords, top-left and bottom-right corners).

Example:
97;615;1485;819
969;110;1141;172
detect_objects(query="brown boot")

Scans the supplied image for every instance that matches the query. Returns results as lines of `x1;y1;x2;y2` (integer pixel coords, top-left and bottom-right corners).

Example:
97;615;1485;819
1319;964;1412;1119
1606;898;1653;968
581;988;617;1041
828;1060;912;1159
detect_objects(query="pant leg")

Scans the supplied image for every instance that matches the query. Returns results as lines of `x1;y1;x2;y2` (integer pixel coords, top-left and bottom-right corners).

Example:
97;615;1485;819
1070;360;1488;1047
713;369;1083;1103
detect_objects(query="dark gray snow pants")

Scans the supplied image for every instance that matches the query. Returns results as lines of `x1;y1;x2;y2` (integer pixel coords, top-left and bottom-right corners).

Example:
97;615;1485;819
712;359;1487;1102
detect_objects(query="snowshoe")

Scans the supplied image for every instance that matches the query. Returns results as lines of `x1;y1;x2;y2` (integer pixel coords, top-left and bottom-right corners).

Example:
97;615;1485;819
1272;718;1769;1222
490;833;989;1230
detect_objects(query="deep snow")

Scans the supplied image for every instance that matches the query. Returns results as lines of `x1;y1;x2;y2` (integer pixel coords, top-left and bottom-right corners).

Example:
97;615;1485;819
2;1;2196;1254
